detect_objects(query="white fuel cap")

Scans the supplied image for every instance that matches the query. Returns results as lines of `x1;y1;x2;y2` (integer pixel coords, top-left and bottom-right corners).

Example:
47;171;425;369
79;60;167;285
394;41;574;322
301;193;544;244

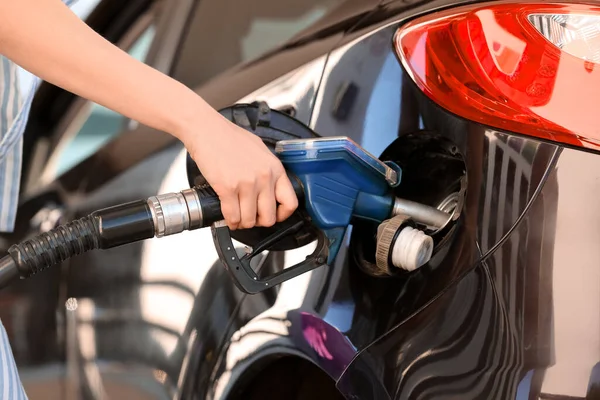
376;216;433;272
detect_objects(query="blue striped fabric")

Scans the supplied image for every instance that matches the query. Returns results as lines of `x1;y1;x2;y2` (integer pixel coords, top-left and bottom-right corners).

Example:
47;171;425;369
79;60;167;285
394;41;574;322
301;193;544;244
0;321;26;399
0;1;78;398
0;0;78;232
0;54;25;233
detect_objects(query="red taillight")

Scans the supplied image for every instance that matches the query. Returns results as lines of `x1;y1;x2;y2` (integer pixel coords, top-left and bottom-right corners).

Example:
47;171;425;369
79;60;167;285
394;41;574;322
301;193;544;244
394;2;600;150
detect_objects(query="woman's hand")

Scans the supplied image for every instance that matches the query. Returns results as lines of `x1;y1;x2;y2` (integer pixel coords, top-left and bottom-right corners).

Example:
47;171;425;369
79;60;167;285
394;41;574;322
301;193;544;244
182;114;298;230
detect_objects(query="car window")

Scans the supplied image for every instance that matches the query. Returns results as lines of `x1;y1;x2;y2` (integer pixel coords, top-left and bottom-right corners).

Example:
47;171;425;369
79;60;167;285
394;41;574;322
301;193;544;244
70;0;103;20
173;0;344;89
53;24;156;177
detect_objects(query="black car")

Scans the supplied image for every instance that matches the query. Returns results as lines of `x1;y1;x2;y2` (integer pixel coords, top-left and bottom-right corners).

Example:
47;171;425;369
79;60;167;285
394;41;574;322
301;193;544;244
2;0;599;399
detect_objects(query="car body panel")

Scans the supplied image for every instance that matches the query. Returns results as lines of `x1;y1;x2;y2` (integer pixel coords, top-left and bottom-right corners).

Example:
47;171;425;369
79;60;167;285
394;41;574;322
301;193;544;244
202;2;563;399
340;144;600;399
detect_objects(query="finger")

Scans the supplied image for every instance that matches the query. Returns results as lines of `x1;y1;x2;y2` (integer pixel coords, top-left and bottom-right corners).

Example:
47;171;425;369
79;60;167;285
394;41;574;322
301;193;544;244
256;167;276;227
275;174;299;222
238;181;258;229
219;190;241;230
256;181;277;227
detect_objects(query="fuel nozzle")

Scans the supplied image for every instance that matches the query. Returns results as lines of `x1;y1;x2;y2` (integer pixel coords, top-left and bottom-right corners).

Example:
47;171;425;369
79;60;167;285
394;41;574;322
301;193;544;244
0;179;305;290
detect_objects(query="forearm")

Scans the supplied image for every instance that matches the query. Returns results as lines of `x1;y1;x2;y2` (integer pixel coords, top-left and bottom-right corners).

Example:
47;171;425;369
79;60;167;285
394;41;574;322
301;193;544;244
0;0;210;142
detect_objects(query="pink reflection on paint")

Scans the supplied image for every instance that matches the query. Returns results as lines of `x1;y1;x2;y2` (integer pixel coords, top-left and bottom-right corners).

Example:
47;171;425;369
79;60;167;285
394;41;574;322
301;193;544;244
302;323;334;360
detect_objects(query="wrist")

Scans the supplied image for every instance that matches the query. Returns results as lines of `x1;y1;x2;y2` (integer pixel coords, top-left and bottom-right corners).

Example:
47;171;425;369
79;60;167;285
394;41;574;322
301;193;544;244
168;89;224;146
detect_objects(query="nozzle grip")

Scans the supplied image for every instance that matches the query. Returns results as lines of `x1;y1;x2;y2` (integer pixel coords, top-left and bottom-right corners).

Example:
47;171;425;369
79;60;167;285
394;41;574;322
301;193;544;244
194;185;223;228
195;172;305;229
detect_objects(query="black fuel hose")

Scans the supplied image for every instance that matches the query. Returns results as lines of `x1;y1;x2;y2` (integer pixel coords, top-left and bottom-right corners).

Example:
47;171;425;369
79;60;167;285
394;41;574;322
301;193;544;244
0;179;304;290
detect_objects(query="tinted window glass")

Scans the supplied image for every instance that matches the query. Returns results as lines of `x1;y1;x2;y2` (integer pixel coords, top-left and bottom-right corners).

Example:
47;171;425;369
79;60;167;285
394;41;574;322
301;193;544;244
54;25;156;176
173;0;343;89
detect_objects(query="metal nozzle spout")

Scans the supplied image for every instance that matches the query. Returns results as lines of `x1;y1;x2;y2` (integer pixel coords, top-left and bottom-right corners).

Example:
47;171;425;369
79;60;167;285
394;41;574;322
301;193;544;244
393;197;451;229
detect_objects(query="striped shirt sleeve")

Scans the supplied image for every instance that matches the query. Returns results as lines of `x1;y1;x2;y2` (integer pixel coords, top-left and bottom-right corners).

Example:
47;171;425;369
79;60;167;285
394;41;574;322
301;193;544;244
0;56;25;233
0;2;81;399
0;0;80;233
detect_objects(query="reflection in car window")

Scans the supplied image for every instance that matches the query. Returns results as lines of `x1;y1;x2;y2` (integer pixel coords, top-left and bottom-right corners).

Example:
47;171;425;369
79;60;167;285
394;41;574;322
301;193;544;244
173;0;343;89
240;7;332;61
54;25;156;176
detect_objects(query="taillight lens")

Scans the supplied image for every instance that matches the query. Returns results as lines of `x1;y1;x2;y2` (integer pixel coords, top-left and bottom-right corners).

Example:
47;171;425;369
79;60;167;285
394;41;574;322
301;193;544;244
394;2;600;150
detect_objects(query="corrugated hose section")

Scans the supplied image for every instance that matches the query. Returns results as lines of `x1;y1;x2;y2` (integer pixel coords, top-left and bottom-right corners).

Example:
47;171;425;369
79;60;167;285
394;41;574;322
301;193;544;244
7;216;100;277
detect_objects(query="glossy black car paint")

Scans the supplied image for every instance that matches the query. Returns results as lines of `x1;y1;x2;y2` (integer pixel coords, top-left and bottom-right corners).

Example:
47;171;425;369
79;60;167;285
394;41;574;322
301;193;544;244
3;0;597;399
